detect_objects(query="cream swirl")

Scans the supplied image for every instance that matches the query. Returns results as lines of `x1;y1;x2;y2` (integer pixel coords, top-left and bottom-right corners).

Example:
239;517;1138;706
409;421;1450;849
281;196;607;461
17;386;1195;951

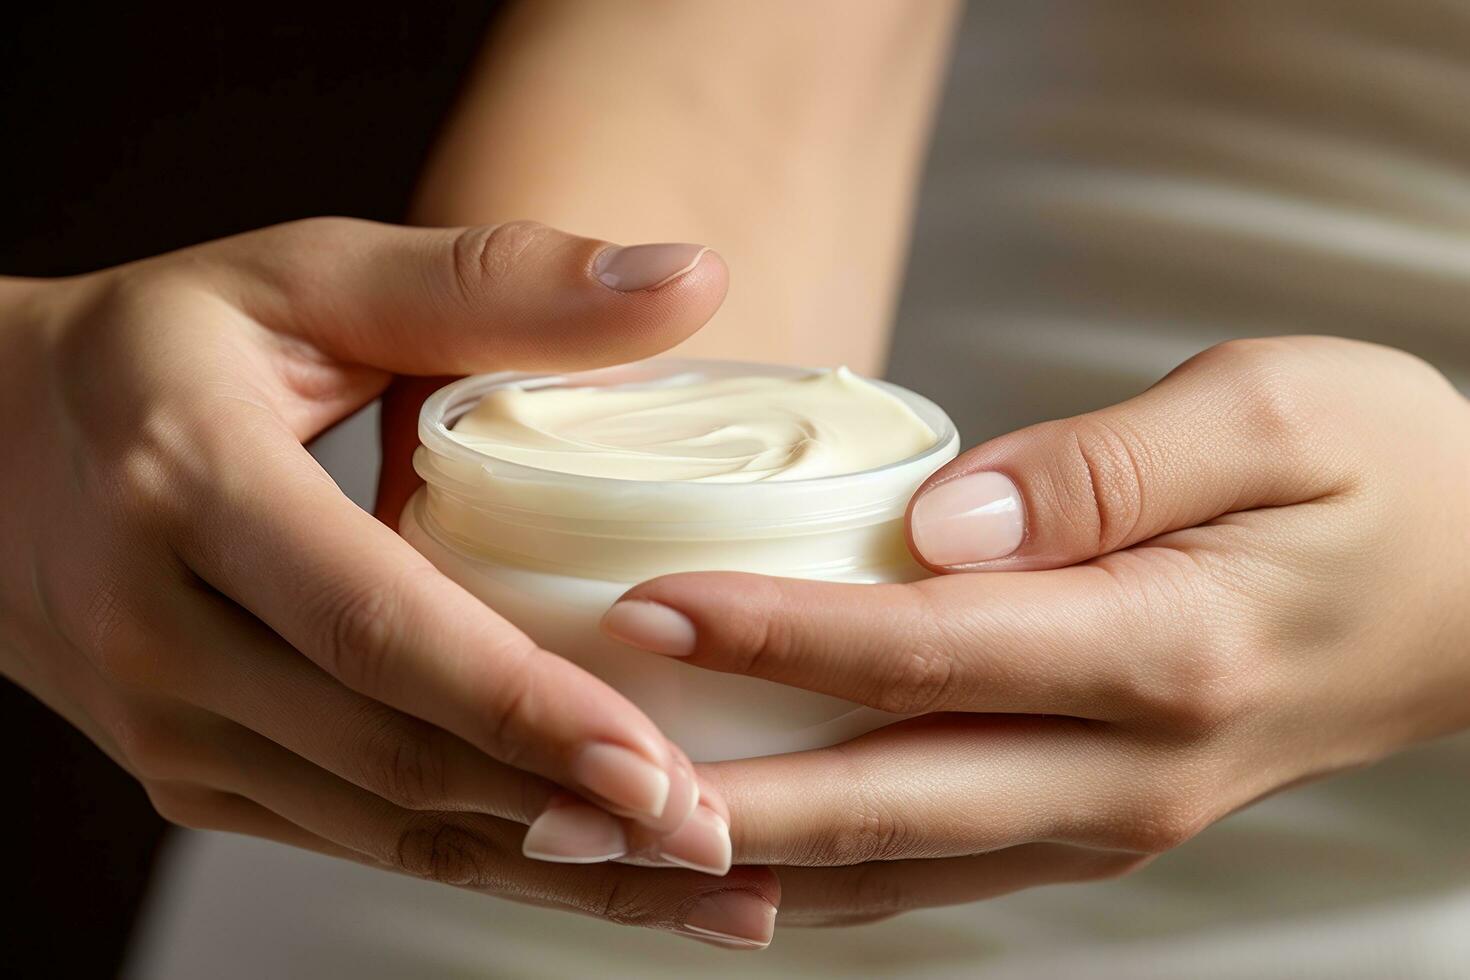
445;366;938;483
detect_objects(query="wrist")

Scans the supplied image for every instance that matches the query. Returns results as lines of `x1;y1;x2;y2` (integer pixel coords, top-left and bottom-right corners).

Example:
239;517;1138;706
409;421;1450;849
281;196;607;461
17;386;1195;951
409;1;958;370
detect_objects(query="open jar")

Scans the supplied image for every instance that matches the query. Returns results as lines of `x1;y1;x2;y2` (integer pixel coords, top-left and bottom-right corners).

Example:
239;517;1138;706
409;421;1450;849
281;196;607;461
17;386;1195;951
399;359;959;762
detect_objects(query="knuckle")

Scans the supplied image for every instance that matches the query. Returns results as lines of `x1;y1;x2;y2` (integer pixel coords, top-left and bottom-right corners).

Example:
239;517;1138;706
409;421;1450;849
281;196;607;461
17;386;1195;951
805;751;921;865
358;714;452;810
1110;790;1212;855
1061;416;1150;554
393;816;501;886
56;296;199;528
724;612;782;680
701;575;792;679
79;583;200;703
451;220;548;299
115;439;181;524
1191;336;1312;379
311;579;401;693
1106;572;1254;733
1205;339;1321;457
472;639;542;768
868;627;956;715
92;263;181;318
594;879;664;929
1150;638;1253;734
1243;380;1314;454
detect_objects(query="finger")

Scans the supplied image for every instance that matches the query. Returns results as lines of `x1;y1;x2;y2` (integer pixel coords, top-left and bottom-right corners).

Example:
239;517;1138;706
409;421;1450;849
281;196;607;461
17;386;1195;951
524;758;733;877
706;715;1194;865
207;217;727;377
171;425;700;832
526;790;733;878
602;560;1211;721
145;782;367;863
146;585;559;822
165;714;781;949
625;748;734;876
775;844;1144;927
905;337;1354;572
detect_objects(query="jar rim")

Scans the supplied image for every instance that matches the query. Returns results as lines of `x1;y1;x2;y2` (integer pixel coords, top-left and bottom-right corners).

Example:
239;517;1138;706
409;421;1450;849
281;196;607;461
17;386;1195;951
416;357;958;494
413;358;960;536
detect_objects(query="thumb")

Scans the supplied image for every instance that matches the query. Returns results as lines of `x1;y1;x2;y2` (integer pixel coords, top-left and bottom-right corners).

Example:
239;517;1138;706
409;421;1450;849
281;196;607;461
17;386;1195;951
210;217;726;374
906;339;1349;572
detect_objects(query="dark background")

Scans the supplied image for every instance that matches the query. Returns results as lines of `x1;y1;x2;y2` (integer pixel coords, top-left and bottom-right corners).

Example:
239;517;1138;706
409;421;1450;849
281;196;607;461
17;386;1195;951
2;3;502;974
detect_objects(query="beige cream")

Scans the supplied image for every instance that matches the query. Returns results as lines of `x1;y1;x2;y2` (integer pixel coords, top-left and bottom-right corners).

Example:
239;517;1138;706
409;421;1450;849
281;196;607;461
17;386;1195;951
444;366;937;483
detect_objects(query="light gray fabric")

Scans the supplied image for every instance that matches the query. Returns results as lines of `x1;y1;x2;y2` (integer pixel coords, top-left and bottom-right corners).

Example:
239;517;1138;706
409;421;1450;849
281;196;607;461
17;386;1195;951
128;3;1470;976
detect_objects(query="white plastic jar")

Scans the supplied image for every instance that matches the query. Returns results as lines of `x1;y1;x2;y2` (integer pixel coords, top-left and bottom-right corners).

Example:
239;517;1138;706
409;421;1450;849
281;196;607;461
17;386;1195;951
400;359;958;762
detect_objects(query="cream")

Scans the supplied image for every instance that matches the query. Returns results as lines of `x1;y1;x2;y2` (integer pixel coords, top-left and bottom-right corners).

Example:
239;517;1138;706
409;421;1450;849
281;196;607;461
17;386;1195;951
404;361;959;761
443;366;937;483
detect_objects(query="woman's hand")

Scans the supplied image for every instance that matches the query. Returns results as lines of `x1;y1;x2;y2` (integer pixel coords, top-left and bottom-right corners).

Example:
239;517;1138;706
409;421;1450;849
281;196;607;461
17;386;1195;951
603;336;1470;925
0;219;784;949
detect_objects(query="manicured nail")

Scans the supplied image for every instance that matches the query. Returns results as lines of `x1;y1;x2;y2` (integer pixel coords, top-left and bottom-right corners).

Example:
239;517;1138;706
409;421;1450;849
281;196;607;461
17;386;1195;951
910;472;1025;566
522;804;627;864
658;807;732;877
678;891;777;949
593;243;709;291
572;742;671;820
601;601;696;657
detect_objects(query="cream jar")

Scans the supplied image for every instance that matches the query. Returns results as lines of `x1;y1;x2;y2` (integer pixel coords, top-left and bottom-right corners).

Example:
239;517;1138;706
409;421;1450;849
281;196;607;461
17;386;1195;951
399;359;958;762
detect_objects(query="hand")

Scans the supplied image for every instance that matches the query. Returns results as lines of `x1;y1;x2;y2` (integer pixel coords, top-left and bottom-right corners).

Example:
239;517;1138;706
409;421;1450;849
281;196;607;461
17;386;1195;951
602;337;1470;925
1;219;785;948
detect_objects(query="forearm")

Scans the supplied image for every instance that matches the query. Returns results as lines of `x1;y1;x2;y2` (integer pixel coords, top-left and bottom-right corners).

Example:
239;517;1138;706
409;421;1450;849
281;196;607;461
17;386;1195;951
410;0;959;372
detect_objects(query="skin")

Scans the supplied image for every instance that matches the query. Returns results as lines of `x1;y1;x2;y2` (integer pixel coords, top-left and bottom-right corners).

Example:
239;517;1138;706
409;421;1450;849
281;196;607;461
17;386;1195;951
410;0;959;368
615;336;1470;923
0;218;786;940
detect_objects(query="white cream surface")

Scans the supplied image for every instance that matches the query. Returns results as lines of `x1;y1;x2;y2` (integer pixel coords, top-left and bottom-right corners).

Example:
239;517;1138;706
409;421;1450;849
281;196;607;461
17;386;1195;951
445;367;938;483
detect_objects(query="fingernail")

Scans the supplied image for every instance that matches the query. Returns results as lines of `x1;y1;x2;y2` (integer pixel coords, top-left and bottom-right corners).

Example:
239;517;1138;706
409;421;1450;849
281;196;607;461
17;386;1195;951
658;807;732;877
601;601;696;657
573;742;671;820
678;891;777;949
593;243;709;291
522;803;627;864
910;472;1025;566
